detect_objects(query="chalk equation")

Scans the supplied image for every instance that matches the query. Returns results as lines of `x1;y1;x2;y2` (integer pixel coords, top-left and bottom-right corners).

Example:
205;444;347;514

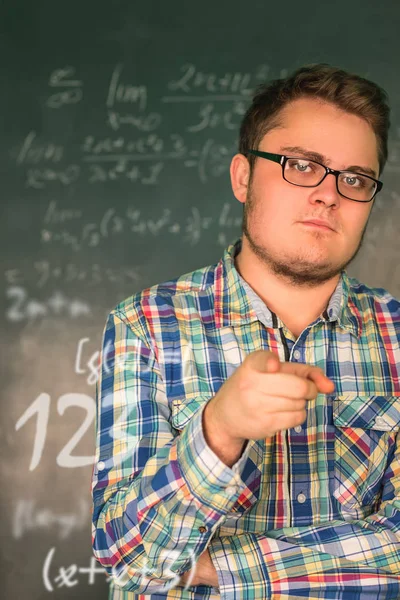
4;261;140;289
17;132;235;186
11;61;400;197
42;546;199;592
11;62;292;193
6;287;91;322
38;201;241;252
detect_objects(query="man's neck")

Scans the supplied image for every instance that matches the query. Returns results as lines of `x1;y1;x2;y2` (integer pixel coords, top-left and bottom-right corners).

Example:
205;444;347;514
234;239;340;333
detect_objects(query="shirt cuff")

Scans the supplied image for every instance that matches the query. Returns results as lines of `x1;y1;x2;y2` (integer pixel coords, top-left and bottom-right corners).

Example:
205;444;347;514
208;533;271;599
176;403;249;513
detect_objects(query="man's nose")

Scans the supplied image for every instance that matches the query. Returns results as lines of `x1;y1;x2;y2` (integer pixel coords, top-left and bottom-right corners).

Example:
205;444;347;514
309;172;341;206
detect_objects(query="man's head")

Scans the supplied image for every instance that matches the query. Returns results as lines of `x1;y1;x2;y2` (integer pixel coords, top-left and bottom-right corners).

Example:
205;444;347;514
231;64;391;287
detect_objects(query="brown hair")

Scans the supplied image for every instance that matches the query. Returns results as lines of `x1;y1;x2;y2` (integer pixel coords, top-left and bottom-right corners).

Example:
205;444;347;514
239;63;391;177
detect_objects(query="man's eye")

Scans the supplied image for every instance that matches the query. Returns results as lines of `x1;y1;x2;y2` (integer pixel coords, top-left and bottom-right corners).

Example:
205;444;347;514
288;159;311;172
343;174;365;188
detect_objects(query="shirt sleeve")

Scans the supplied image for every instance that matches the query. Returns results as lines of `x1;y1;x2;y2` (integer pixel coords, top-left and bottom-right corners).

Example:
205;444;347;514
91;308;255;595
208;432;400;599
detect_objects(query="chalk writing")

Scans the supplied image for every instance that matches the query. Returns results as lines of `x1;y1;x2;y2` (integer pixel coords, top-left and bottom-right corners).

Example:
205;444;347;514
43;200;83;224
4;262;140;289
15;392;95;470
42;546;198;592
107;110;162;132
110;548;197;592
46;66;83;108
12;498;89;539
6;287;91;321
88;160;164;184
75;338;100;386
15;130;235;187
187;101;246;132
43;547;109;591
16;131;64;165
82;133;164;155
39;202;241;252
106;64;147;111
26;165;80;188
167;64;253;96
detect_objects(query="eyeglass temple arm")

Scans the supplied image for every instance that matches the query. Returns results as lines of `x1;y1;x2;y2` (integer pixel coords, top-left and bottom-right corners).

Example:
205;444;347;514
247;150;283;164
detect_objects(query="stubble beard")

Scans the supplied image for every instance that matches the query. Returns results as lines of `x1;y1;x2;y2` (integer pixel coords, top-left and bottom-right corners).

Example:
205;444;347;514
241;186;369;288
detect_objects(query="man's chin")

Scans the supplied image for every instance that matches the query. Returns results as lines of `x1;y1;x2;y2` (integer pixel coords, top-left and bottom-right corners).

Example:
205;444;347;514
269;257;343;284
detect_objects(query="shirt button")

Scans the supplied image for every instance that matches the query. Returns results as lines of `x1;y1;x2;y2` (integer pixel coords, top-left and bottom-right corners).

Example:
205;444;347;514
97;461;105;471
293;350;301;360
198;526;207;533
297;493;307;504
375;416;389;428
225;485;238;496
294;425;302;433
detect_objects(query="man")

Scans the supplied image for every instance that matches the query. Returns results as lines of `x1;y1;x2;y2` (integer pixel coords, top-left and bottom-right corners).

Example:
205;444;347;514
91;64;400;599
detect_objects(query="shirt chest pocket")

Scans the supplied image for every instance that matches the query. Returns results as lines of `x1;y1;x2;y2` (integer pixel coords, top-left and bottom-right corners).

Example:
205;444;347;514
332;395;400;516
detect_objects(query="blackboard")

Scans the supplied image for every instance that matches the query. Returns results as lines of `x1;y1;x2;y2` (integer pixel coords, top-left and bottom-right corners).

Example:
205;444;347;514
2;1;400;598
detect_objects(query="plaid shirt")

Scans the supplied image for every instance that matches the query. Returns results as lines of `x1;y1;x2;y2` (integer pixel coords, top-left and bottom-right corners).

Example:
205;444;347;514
91;237;400;599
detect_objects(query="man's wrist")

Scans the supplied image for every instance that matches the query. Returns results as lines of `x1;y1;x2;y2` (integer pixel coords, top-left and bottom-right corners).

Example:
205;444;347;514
202;401;247;468
178;549;219;588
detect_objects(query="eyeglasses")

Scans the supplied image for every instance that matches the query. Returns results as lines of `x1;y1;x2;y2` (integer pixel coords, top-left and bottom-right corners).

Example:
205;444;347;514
247;150;383;202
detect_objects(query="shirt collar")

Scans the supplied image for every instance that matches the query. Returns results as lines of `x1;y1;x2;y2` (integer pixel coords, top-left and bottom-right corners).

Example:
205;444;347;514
214;237;362;338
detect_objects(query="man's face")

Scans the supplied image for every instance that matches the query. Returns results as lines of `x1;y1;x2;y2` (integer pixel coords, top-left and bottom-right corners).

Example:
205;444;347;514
235;97;380;286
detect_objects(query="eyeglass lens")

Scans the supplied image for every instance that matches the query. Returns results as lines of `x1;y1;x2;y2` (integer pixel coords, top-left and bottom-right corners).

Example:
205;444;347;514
284;158;377;201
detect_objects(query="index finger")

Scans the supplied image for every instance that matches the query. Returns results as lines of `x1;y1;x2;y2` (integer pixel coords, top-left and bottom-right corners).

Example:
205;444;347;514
305;366;335;394
280;362;335;394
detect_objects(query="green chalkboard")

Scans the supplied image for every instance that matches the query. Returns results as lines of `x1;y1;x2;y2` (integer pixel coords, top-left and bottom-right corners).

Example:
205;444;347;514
2;1;400;598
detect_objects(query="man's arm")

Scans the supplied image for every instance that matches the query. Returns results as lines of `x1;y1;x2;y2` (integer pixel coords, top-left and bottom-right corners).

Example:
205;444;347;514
200;406;400;598
182;467;400;599
91;308;255;595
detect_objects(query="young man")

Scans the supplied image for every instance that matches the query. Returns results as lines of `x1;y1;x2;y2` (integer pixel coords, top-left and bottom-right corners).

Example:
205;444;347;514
91;64;400;599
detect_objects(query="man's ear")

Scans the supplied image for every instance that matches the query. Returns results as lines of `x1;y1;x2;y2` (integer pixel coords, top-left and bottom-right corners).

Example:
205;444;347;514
230;153;250;204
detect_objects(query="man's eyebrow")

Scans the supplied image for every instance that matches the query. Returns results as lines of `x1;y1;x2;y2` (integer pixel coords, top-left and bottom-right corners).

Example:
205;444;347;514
279;145;378;179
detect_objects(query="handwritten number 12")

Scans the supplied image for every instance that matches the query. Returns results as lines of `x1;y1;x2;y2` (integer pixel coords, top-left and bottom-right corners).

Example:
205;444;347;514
15;393;95;470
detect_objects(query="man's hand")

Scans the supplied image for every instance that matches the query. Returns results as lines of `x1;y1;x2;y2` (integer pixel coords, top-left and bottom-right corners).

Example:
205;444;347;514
179;549;219;589
205;349;335;445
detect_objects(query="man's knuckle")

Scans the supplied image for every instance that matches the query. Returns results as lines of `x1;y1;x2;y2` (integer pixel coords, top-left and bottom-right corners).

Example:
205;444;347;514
297;380;309;398
292;410;306;426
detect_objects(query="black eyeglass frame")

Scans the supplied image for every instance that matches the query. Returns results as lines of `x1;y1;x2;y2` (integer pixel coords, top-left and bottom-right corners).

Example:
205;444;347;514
247;149;383;203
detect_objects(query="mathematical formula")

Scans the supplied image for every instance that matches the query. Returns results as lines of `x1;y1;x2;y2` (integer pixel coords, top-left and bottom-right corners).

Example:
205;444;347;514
38;201;241;252
42;546;199;592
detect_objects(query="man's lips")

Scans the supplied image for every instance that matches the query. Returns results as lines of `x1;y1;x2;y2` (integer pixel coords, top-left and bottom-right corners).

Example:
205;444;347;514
300;219;336;231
